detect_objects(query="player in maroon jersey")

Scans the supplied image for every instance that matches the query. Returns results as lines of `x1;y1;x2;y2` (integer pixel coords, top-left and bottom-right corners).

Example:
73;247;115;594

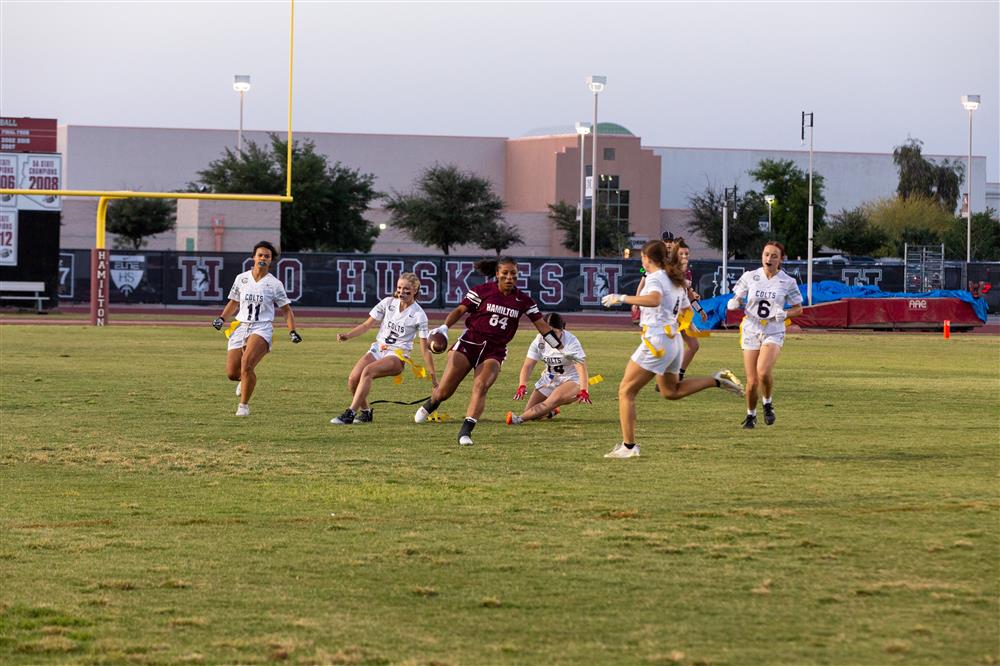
414;256;563;446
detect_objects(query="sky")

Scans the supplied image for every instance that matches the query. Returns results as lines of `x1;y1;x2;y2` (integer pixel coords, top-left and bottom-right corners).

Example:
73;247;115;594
2;1;998;180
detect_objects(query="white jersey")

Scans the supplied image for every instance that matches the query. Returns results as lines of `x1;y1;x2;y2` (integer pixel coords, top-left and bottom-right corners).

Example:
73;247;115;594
228;271;291;324
733;268;803;323
527;329;585;384
369;297;429;353
639;269;689;331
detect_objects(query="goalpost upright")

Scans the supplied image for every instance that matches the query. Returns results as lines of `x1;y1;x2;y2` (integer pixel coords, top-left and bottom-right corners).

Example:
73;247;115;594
0;0;297;325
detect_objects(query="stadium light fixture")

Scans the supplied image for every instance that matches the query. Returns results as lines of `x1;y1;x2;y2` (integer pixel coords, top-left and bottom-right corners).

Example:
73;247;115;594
234;75;252;152
575;122;591;258
586;76;607;259
961;95;980;263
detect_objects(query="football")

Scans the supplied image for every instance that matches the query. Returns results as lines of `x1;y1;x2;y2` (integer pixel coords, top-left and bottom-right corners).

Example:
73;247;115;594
428;331;449;354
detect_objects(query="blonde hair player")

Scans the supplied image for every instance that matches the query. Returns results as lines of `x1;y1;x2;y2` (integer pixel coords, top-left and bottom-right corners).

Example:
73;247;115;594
601;240;744;458
212;240;301;417
727;240;804;428
330;273;438;425
505;312;591;426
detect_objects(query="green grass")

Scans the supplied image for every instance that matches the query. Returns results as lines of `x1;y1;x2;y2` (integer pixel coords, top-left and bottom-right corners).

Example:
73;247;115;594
1;325;998;665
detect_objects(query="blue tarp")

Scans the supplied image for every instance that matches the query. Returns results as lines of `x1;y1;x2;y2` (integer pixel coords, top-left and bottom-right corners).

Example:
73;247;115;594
695;280;988;331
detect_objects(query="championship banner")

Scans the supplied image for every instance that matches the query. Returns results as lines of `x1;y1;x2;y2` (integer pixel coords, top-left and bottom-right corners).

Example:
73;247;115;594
0;154;17;209
17;153;61;211
0;210;16;266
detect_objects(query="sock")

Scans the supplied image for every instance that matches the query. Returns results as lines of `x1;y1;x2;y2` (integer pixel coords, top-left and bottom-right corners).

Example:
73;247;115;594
714;379;721;387
459;417;477;437
344;407;356;415
624;442;636;449
679;368;686;380
747;409;757;417
422;398;441;413
762;397;772;406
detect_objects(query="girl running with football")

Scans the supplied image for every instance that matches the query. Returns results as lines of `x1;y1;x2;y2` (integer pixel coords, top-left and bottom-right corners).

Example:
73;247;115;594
505;312;591;426
212;240;301;417
414;256;563;446
726;240;803;429
601;240;743;458
330;272;438;425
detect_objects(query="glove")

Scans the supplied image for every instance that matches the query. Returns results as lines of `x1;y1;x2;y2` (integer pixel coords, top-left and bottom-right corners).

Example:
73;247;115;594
513;384;527;400
431;324;449;337
289;329;302;343
212;317;225;330
576;389;592;404
727;297;742;311
601;294;625;308
772;309;787;323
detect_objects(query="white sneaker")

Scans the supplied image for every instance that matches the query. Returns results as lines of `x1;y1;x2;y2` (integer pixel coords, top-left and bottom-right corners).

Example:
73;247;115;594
235;404;250;417
713;369;745;396
235;381;242;397
458;435;474;446
604;442;640;459
414;406;430;423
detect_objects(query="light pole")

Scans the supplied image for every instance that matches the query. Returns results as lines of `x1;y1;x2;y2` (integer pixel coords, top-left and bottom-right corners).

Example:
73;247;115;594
722;186;737;295
764;194;775;232
587;75;606;259
961;95;980;264
801;111;815;305
575;121;591;258
233;75;251;152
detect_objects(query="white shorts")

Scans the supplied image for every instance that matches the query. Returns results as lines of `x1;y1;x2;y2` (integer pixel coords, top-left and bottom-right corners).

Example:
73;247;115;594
740;316;786;350
534;371;581;397
227;321;274;351
367;342;410;362
630;331;683;375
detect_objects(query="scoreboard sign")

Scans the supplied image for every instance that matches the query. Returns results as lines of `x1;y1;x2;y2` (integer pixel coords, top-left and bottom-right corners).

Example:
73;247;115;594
0;117;57;153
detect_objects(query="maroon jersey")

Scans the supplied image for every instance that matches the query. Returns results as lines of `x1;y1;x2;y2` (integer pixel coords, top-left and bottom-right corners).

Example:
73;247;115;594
460;281;541;346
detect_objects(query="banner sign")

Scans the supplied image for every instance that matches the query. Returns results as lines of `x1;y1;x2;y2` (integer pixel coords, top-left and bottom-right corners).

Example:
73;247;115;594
0;117;58;153
0;210;17;266
0;154;17;209
16;154;61;211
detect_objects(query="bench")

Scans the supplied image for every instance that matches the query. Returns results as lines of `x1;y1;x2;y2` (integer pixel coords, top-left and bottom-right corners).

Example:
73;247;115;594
0;281;49;313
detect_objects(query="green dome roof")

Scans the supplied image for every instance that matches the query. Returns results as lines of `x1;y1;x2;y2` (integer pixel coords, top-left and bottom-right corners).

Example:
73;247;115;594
520;122;635;137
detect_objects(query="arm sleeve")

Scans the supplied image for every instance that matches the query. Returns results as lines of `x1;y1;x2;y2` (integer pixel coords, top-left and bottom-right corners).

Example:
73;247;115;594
228;278;240;302
273;280;291;308
785;279;803;306
525;335;544;361
732;272;750;298
461;284;485;312
369;297;390;321
566;334;586;360
523;296;542;322
416;310;430;339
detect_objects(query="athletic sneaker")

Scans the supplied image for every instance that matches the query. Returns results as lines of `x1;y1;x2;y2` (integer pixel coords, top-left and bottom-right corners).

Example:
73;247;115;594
235;404;250;417
714;369;745;396
506;411;523;426
763;403;775;426
414;406;430;423
235;381;242;396
354;408;373;424
604;442;640;459
330;408;354;425
546;407;560;419
458;435;474;446
742;414;757;429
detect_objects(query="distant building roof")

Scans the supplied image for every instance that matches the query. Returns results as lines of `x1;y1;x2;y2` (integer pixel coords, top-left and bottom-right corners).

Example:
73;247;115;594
520;122;635;138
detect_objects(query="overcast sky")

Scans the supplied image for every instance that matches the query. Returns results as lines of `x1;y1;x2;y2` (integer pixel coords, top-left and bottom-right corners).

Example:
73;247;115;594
2;1;998;179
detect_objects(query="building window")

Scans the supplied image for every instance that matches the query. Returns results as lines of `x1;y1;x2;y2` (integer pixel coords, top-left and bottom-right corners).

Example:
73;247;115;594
596;174;629;253
603;147;616;161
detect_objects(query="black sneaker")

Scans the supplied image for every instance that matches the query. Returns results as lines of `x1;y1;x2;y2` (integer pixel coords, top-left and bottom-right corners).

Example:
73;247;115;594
763;403;775;426
742;414;757;429
330;408;354;425
354;408;373;424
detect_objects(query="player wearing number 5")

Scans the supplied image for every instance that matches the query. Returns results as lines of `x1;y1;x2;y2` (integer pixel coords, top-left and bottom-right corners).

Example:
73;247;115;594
212;241;301;417
727;240;803;429
414;256;563;446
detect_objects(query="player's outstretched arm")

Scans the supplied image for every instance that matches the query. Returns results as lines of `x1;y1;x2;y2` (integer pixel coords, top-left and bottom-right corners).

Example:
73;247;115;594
337;317;378;342
213;299;240;329
533;319;563;349
514;358;537;399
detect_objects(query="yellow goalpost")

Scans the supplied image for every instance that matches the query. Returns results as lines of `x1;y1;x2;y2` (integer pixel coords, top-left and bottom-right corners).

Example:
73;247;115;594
0;0;297;325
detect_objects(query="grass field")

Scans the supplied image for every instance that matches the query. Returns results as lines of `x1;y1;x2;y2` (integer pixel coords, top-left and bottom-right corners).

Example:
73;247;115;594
1;324;998;665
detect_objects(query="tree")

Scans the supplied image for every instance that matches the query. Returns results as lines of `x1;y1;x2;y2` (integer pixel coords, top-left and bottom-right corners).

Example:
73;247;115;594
193;135;380;252
749;159;826;258
864;195;953;257
106;197;176;250
684;185;767;259
818;207;889;257
384;164;504;255
548;201;630;257
892;138;963;213
474;220;523;256
941;208;1000;261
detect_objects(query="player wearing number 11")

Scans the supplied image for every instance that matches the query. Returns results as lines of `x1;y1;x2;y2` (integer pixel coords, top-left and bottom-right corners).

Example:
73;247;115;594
727;240;803;429
212;241;300;417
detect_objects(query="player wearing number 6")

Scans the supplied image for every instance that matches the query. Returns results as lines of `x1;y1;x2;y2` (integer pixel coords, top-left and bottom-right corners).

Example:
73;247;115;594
212;240;300;417
414;256;563;446
727;240;803;429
